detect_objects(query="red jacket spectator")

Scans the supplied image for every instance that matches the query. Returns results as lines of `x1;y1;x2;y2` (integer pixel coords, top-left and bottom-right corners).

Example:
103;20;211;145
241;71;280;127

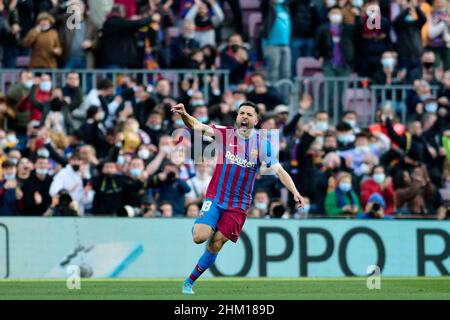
16;83;52;122
360;178;396;215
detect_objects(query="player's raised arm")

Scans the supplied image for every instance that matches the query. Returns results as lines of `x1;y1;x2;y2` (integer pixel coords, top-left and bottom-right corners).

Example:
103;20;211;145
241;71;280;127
271;162;305;209
171;103;214;136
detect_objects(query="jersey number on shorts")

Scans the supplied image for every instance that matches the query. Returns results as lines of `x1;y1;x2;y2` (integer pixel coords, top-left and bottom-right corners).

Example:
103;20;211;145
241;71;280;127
201;201;212;212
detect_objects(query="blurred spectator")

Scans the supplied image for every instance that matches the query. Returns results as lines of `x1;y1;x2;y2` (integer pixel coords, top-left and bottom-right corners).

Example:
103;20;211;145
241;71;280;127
0;160;21;215
269;199;290;218
246;71;284;111
394;165;436;214
355;1;392;77
426;0;450;70
360;165;396;215
0;0;21;68
74;78;115;130
22;12;62;68
407;50;442;84
169;19;200;68
159;200;173;217
261;0;292;83
325;172;362;216
97;4;152;68
220;33;251;86
316;6;355;77
185;0;224;47
149;161;191;216
393;0;427;73
20;156;53;216
186;201;200;217
44;188;80;216
78;105;110;159
185;161;212;205
91;160;142;215
62;71;83;114
49;152;91;215
358;192;393;219
59;0;99;69
253;190;270;216
372;51;405;85
16;73;52;122
289;0;321;67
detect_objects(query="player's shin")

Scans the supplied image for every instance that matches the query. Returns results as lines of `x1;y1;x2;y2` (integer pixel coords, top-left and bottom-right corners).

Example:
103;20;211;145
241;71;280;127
186;249;217;285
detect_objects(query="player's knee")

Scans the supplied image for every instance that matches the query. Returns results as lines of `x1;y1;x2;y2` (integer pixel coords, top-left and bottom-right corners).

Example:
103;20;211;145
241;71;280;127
193;233;207;244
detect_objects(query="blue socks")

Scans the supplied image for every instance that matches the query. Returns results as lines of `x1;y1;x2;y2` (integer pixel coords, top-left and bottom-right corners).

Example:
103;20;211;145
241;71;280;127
186;250;218;285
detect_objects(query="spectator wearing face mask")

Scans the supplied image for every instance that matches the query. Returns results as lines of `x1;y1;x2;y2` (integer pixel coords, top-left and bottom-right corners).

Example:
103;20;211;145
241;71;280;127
393;0;427;73
354;1;392;77
336;122;356;151
252;190;270;216
169;19;200;68
0;160;21;216
325;172;362;216
20;156;53;216
16;73;52;123
316;6;355;78
122;157;148;209
360;165;396;215
407;50;441;85
49;152;92;215
220;33;252;87
21;12;62;68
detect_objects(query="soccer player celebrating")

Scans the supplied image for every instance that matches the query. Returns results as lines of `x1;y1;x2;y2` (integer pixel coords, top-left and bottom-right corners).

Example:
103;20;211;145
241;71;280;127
171;101;305;294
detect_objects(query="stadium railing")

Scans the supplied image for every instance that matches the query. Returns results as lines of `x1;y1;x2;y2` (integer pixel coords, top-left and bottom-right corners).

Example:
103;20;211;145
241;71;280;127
0;69;231;103
286;76;440;127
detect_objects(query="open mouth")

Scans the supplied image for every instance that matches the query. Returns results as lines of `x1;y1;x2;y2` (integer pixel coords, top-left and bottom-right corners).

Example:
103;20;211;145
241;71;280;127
240;121;248;130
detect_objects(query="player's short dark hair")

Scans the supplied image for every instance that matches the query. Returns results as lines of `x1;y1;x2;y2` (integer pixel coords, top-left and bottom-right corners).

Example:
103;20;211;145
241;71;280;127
238;101;259;115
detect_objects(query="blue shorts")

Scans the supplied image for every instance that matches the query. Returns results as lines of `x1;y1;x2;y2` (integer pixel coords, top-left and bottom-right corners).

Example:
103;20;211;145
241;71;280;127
194;199;247;243
194;199;222;231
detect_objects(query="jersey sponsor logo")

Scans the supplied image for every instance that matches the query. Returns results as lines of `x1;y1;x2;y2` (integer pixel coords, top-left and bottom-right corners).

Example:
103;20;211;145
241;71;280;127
225;151;256;168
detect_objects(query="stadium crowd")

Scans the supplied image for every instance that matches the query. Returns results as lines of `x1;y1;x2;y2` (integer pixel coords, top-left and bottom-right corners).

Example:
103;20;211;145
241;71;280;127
0;0;450;219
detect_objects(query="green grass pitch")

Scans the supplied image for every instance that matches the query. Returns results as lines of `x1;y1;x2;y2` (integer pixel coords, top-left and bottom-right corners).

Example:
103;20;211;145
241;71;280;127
0;278;449;300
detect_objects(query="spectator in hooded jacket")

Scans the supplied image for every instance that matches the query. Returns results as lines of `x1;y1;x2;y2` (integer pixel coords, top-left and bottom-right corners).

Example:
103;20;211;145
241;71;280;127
22;12;62;68
360;165;396;215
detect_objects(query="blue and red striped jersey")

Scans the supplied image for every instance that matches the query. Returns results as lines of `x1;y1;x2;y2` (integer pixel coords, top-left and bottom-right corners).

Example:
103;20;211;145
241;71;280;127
205;125;278;212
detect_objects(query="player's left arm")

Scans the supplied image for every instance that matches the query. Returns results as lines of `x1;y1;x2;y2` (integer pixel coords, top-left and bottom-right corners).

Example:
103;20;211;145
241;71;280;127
271;163;305;209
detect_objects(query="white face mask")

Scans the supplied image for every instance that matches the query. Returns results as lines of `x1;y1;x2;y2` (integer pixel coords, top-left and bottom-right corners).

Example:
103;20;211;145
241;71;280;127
255;202;268;211
39;81;52;92
357;145;370;153
373;173;386;184
339;182;352;193
360;163;370;175
24;80;34;89
327;0;337;7
138;149;151;160
330;14;343;25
